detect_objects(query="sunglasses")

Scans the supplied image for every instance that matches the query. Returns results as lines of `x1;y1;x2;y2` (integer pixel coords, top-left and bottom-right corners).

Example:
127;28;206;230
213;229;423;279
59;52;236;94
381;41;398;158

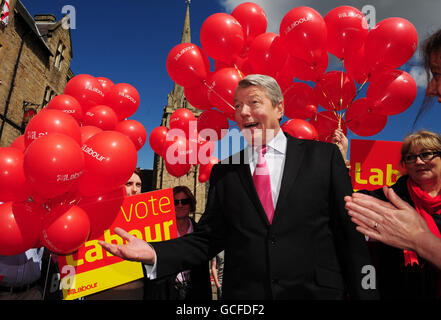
404;151;441;164
174;198;190;206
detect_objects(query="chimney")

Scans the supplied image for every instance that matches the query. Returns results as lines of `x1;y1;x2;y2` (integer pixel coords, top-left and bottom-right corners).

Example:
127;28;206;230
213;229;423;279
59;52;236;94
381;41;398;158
34;14;56;23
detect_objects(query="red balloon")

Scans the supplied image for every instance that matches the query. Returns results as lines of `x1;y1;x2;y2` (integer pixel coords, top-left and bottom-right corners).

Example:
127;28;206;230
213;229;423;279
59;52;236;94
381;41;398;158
324;6;369;60
104;83;140;121
314;71;356;111
78;186;124;239
184;83;212;111
38;188;81;212
165;160;191;178
309;111;347;142
96;77;115;96
163;134;195;166
197;109;229;142
24;133;85;200
195;138;216;165
149;126;169;157
163;132;194;176
46;94;83;124
0;201;46;255
198;156;219;183
64;74;105;112
346;98;388;136
288;52;328;82
200;13;244;64
78;131;137;196
234;56;253;76
169;108;197;139
281;119;318;140
115;119;147;151
166;43;210;88
366;69;417;115
41;204;90;254
248;33;288;78
80;126;103;145
231;2;267;45
10;135;26;152
0;148;29;202
275;63;294;94
283;82;318;119
82;105;118;130
365;17;418;74
280;7;327;63
24;109;81;147
208;68;242;118
344;45;370;84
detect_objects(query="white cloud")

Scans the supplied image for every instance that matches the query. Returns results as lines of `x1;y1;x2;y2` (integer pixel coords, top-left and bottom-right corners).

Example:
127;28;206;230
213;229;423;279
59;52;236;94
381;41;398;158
409;66;428;88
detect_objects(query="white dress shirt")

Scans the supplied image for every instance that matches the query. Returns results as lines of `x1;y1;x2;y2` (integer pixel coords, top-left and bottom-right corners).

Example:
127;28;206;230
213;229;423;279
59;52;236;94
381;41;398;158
246;128;287;207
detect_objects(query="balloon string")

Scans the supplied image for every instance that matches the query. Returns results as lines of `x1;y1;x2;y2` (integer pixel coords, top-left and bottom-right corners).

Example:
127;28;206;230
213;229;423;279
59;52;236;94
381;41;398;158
340;62;344;110
42;252;53;300
234;64;244;80
319;88;339;119
202;80;236;112
348;76;369;109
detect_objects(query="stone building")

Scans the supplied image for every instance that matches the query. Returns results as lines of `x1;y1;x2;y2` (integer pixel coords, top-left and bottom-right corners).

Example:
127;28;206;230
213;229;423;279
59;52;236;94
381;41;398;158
152;1;208;221
0;0;74;147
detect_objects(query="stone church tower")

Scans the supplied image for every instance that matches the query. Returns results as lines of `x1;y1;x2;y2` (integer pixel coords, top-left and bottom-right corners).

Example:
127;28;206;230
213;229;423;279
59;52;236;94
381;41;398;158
152;1;208;221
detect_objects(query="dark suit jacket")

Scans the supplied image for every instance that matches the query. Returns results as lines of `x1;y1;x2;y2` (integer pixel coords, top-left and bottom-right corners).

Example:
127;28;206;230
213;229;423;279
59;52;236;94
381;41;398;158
151;134;378;300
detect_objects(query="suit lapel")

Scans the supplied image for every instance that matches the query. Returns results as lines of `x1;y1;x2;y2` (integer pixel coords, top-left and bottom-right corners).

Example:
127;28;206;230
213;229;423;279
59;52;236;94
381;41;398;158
235;149;272;226
273;136;305;221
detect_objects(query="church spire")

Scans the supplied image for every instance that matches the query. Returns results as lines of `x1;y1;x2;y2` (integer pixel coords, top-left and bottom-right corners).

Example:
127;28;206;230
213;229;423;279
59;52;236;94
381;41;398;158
181;0;191;43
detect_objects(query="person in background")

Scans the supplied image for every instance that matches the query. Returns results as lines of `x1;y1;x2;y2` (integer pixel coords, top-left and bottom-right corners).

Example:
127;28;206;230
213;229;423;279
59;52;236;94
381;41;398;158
0;247;45;300
144;186;212;300
415;28;441;124
86;168;145;300
338;129;441;299
210;250;224;299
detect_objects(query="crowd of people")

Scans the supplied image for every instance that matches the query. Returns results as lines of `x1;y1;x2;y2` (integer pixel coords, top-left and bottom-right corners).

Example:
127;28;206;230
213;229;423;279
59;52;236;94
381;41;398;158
1;28;441;301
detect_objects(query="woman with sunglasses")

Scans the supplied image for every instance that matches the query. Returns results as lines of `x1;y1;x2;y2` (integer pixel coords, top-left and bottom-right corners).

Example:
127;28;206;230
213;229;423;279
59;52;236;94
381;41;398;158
144;186;212;300
344;130;441;299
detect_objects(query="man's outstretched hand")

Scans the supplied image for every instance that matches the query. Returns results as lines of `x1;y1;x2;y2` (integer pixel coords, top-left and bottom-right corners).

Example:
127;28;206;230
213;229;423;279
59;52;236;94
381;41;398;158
98;227;156;264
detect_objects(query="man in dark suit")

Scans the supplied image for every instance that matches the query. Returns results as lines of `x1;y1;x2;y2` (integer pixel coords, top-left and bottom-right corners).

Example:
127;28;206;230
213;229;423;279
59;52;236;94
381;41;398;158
99;74;378;300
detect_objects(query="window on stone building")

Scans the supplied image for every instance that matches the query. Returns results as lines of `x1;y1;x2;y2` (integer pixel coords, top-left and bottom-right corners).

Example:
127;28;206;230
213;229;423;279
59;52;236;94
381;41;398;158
54;41;65;71
42;86;51;107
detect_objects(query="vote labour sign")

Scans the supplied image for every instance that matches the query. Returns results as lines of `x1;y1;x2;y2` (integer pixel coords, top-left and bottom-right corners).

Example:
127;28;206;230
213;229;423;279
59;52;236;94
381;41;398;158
57;188;178;300
350;139;405;191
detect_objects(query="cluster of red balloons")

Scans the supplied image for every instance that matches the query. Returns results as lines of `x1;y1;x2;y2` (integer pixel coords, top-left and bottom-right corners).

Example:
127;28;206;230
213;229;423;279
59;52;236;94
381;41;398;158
165;3;418;145
149;108;227;182
0;74;147;256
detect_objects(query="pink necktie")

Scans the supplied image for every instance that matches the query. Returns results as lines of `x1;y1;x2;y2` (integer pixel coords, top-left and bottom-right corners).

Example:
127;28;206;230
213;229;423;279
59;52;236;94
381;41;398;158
253;145;275;223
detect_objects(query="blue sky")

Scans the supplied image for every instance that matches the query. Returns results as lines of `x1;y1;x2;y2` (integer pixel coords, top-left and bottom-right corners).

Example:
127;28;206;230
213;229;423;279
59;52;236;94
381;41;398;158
21;0;441;169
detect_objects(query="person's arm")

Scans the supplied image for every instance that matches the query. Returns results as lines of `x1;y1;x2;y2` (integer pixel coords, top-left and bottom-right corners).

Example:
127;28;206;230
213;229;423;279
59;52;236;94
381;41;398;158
332;129;350;169
345;186;441;270
98;227;156;264
210;258;220;289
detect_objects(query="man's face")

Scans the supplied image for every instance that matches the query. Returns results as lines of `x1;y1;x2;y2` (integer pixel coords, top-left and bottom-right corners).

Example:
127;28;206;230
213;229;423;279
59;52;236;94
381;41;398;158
233;85;284;146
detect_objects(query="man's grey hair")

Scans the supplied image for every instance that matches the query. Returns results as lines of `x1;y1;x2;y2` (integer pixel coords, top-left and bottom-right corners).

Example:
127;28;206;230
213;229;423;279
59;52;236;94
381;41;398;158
237;74;284;107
